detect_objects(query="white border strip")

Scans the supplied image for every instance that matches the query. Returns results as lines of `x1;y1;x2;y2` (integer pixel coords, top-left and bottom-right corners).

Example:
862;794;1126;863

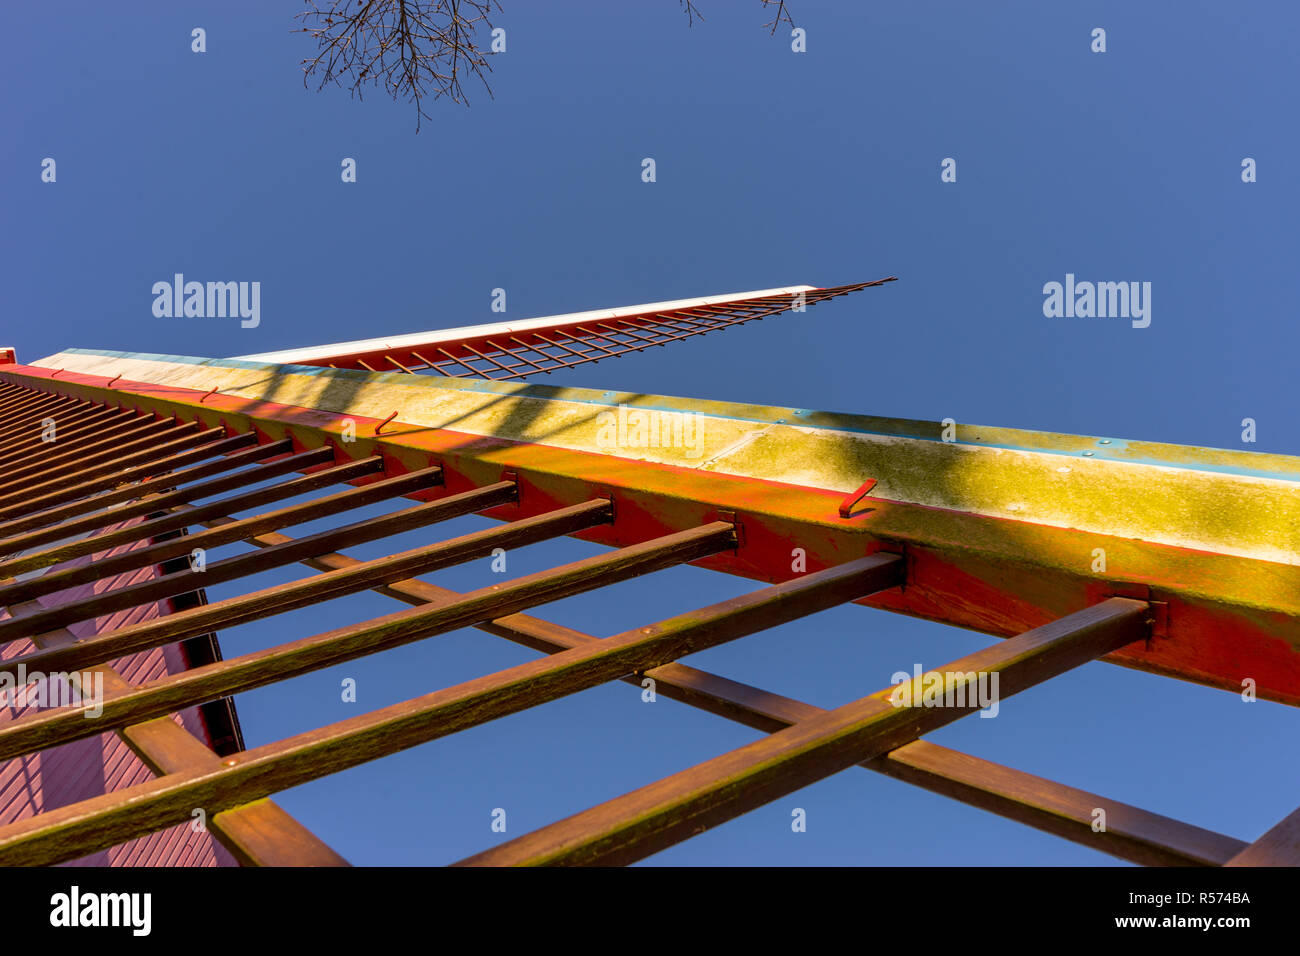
230;286;816;365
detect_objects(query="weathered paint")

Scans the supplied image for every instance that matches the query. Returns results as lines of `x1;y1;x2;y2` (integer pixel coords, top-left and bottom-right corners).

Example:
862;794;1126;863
0;518;235;866
3;355;1298;706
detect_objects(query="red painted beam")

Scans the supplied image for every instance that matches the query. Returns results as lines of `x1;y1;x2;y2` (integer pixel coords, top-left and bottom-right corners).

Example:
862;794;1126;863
4;362;1297;707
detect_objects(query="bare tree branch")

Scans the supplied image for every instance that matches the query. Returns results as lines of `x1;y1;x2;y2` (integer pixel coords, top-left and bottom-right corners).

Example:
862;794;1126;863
680;1;793;32
678;0;705;26
296;0;501;132
760;0;794;36
295;2;794;130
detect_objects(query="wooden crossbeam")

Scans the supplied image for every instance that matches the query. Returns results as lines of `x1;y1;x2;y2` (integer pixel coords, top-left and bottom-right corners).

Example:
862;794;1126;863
0;370;1286;869
458;599;1152;866
1225;806;1300;866
0;401;349;866
219;518;1246;867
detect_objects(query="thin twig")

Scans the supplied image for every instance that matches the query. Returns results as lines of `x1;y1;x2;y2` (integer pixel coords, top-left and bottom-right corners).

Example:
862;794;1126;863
295;0;500;132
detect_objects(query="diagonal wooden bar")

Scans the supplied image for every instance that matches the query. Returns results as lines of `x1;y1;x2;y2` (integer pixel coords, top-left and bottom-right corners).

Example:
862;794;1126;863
0;544;902;865
0;424;224;511
0;382;68;407
867;742;1248;867
0;439;322;554
0;393;119;433
1224;805;1300;866
0;388;350;866
0;520;735;762
2;270;1292;868
17;352;1290;709
0;381;53;404
223;519;1243;867
0;445;346;582
4;427;258;505
409;350;462;376
456;598;1151;866
0;426;234;521
0;405;128;457
0;387;57;415
0;490;605;683
0;416;185;492
566;328;626;360
0;410;158;460
0;461;439;638
459;342;524;378
0;390;76;425
0;432;268;542
0;412;167;480
0;450;368;593
16;604;348;867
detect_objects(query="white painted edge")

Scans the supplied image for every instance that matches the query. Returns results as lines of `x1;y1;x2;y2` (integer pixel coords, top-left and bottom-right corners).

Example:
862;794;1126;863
229;286;817;365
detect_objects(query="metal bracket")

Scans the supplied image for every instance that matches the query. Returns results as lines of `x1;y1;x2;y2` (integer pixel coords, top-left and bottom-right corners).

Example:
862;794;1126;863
1146;600;1169;641
1107;585;1168;644
718;510;745;550
888;542;911;593
838;478;878;519
501;470;521;504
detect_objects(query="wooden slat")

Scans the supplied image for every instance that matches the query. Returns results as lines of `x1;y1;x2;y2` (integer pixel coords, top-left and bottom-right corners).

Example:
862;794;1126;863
1225;805;1300;866
0;425;224;512
874;741;1245;867
0;428;244;524
456;598;1151;866
0;446;342;580
0;412;165;481
16;602;348;867
0;518;727;765
0;452;390;612
0;391;76;424
2;491;603;681
0;465;446;647
0;406;128;461
0;417;184;492
0;374;1268;868
0;438;310;554
215;520;1245;865
0;433;267;542
0;521;778;864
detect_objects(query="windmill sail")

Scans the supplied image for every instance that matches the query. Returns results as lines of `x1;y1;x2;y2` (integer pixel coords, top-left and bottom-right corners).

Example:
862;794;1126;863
232;279;894;380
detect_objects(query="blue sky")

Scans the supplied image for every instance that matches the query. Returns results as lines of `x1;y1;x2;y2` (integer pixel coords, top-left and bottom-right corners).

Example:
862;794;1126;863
3;1;1298;865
